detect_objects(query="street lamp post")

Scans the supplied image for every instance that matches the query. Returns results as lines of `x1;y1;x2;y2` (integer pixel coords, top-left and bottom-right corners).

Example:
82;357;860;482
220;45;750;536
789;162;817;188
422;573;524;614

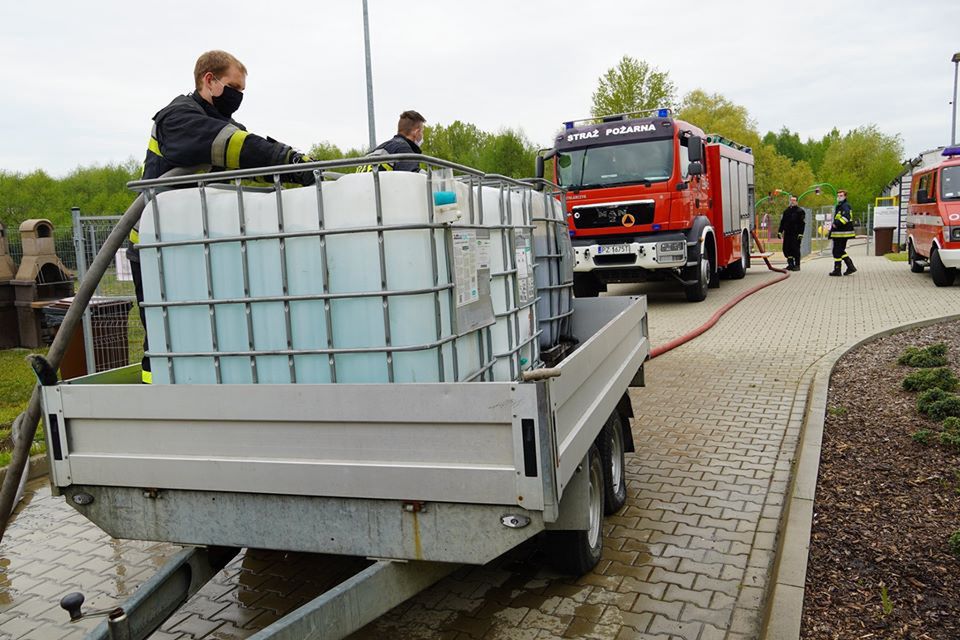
952;52;960;146
362;0;377;150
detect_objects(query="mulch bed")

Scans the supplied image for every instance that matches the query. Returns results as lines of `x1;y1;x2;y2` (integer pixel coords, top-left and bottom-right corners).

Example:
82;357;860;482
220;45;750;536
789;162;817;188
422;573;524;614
801;321;960;639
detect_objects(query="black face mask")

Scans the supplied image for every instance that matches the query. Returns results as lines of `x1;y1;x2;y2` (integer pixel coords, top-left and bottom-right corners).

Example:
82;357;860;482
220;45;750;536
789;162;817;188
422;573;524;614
212;84;243;118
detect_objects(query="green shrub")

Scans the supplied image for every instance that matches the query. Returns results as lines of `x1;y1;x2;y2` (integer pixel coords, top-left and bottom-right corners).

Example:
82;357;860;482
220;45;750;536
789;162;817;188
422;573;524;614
941;419;960;449
903;367;959;392
912;429;934;445
940;431;960;449
950;530;960;558
917;388;960;420
898;343;949;368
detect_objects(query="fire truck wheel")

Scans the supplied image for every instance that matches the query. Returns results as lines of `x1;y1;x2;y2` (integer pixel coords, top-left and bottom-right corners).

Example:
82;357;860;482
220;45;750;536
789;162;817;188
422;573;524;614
684;253;709;302
930;247;956;287
908;242;925;273
547;444;604;575
726;233;748;280
598;411;627;514
573;273;601;298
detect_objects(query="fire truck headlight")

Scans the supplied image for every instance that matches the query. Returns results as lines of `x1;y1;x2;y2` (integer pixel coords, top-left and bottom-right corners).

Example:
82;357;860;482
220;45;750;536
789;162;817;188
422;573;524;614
658;241;686;254
950;227;960;242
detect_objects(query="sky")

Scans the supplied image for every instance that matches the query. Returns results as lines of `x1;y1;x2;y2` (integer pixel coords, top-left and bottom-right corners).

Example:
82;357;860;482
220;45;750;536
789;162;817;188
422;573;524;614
1;0;958;176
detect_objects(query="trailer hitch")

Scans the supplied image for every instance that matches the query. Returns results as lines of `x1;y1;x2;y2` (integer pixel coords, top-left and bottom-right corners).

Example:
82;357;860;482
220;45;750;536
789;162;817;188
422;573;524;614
58;545;239;640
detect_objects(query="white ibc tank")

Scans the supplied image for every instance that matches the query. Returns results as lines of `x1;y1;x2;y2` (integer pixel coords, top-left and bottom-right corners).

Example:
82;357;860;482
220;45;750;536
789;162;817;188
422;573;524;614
140;173;486;384
474;184;536;381
533;193;574;350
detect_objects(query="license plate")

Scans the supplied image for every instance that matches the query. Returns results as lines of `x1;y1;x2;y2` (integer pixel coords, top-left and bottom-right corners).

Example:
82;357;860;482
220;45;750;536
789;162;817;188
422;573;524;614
599;243;632;255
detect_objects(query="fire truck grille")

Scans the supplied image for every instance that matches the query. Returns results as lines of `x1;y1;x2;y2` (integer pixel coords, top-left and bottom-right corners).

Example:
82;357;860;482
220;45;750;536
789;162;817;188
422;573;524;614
573;202;655;230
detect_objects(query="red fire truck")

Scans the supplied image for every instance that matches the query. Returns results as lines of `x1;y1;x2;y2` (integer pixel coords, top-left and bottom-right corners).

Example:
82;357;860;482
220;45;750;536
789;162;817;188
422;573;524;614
536;109;755;301
905;146;960;286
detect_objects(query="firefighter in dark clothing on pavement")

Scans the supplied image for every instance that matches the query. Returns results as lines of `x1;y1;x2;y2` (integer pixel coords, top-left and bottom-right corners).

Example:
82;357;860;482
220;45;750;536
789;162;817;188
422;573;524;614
828;189;857;276
130;50;316;383
778;195;805;271
358;110;426;172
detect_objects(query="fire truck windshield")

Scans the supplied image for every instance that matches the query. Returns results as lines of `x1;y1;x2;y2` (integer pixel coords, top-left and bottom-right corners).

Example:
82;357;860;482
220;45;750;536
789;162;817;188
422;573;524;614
943;166;960;200
557;139;674;190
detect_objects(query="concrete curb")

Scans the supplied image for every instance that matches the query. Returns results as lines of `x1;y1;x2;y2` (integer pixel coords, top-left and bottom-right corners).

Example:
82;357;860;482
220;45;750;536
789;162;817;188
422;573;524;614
760;312;960;639
0;453;50;487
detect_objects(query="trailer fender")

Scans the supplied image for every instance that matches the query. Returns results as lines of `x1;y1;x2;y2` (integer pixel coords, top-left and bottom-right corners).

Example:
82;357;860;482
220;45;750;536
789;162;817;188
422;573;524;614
616;391;636;453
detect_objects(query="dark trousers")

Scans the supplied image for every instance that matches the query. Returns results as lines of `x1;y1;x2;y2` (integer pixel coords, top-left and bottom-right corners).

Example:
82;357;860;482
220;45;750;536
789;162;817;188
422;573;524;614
782;235;801;264
130;258;150;373
832;237;850;263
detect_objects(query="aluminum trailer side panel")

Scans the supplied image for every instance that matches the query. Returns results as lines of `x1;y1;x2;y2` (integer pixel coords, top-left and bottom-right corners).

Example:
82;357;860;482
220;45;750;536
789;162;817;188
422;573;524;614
548;296;648;494
45;380;544;510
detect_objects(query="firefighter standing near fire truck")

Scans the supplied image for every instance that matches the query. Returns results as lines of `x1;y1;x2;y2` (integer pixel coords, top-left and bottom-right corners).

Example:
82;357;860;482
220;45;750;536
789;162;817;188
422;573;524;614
828;190;857;276
778;195;805;271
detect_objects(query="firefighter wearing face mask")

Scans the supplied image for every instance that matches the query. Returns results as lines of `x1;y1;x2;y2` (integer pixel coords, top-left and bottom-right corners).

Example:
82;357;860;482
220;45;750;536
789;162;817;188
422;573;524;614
130;50;315;383
357;110;426;172
828;189;857;276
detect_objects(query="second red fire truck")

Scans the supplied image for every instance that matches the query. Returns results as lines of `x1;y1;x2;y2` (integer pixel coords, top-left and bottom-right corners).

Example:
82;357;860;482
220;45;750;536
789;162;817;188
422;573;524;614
537;109;756;301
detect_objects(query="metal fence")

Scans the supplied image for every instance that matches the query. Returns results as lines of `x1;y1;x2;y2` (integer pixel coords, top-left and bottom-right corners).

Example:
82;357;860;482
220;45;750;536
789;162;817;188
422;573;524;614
70;209;143;373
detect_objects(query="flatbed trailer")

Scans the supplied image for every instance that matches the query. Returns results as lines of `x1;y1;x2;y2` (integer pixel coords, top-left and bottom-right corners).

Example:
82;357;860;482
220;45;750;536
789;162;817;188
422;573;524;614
36;157;650;639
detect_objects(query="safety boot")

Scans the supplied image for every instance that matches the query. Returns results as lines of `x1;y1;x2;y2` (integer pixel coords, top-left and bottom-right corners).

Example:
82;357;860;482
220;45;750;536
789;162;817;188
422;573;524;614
786;257;795;271
843;257;857;276
829;263;842;276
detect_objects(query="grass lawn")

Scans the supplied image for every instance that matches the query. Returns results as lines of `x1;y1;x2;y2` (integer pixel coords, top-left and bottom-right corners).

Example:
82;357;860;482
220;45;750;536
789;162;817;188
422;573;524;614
0;347;48;467
885;252;908;262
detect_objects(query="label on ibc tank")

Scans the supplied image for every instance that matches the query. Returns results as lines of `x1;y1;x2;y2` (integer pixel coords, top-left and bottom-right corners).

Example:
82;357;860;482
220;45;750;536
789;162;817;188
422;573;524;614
515;228;535;305
453;229;480;308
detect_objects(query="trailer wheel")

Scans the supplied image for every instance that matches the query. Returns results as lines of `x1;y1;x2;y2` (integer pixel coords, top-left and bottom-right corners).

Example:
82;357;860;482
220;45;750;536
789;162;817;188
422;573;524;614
548;444;604;575
930;247;956;287
684;252;709;302
908;242;925;273
599;411;628;514
573;273;601;298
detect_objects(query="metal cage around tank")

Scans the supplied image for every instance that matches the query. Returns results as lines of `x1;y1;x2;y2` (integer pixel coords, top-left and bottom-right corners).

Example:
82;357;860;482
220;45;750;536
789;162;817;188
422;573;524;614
128;155;548;385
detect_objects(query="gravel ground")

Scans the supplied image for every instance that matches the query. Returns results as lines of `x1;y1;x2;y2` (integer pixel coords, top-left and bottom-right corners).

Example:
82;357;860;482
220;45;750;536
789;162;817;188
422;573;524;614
801;321;960;639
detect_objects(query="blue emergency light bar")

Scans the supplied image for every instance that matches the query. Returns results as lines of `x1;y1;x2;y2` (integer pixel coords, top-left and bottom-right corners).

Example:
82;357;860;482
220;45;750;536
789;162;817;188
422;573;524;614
943;146;960;157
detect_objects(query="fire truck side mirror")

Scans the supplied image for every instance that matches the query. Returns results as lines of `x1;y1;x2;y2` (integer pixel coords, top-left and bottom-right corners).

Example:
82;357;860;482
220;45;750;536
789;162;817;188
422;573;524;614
535;156;545;180
687;136;704;163
687;161;704;177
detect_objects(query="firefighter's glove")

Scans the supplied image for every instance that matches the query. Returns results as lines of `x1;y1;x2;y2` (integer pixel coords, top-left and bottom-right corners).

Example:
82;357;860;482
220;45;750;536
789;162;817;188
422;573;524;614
286;152;317;187
797;234;803;240
777;232;782;239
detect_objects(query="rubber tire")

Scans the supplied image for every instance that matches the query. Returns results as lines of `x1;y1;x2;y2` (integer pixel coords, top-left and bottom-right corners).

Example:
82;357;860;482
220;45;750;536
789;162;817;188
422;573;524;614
684;251;709;302
908;242;925;273
598;411;628;515
547;444;604;575
573;273;601;298
725;232;748;280
930;247;956;287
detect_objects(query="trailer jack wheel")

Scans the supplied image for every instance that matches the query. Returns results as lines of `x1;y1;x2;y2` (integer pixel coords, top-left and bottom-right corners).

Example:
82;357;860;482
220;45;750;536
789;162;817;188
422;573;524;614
547;444;604;575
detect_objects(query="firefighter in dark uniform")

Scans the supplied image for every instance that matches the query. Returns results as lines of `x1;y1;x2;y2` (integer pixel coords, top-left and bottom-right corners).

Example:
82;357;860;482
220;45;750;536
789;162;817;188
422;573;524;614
357;110;426;172
828;189;857;276
778;195;805;271
130;50;315;383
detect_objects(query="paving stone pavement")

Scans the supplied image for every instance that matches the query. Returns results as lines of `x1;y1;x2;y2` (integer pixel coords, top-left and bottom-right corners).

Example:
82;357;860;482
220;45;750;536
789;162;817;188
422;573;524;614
3;250;960;640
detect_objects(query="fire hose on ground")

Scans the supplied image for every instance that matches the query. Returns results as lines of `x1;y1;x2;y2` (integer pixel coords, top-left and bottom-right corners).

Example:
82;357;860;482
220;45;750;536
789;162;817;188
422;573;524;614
649;263;789;360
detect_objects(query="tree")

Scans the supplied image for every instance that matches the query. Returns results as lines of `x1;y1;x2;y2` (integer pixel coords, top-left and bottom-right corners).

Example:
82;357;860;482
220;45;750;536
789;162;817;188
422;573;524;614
677;90;761;148
820;125;903;213
306;141;364;161
762;127;806;164
476;129;538;179
591;56;676;118
421;121;488;169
